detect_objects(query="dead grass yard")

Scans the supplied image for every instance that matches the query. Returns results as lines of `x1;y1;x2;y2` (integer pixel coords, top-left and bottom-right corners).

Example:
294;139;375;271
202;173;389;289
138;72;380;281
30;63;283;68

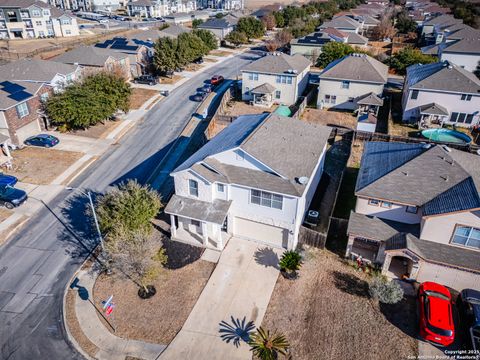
68;120;121;139
184;63;204;72
222;101;277;117
209;49;234;57
301;108;357;129
204;57;218;63
130;88;161;110
0;208;12;222
159;74;183;85
93;232;215;344
4;147;83;185
262;249;418;360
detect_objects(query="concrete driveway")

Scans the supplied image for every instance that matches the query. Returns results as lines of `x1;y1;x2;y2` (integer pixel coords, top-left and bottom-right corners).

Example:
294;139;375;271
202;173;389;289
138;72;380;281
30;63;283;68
160;237;282;360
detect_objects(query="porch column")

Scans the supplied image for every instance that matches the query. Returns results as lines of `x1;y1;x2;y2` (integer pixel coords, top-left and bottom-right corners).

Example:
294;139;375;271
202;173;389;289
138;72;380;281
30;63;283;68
375;241;386;263
381;253;392;276
201;221;208;246
345;235;355;258
170;214;177;238
216;224;223;250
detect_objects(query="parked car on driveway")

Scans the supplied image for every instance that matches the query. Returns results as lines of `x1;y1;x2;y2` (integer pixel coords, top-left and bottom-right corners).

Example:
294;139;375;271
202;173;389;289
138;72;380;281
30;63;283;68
0;186;27;209
133;75;158;85
192;91;207;102
418;282;455;347
0;173;17;187
457;288;480;350
210;75;224;86
24;134;59;148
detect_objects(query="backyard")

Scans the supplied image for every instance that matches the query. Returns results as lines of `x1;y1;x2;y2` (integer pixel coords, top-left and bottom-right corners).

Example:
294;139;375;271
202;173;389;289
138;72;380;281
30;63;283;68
301;108;357;129
262;248;418;360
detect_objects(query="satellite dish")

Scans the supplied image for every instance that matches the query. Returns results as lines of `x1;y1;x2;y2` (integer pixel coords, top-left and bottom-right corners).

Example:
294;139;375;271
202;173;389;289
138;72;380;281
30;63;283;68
298;176;309;185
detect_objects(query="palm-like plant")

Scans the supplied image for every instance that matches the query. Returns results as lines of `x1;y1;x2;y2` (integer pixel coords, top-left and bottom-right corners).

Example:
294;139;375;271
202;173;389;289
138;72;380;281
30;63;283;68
249;327;289;360
279;250;302;274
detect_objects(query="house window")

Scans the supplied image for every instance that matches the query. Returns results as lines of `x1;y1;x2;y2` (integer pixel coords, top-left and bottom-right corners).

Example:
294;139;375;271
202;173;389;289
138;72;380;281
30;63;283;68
248;72;258;81
460;94;472;101
31;10;41;17
217;183;224;192
35;21;42;26
245;87;250;95
65;30;71;35
331;95;336;104
275;90;281;99
43;10;50;16
450;112;473;124
411;90;419;100
368;199;380;206
61;19;71;25
16;102;29;118
341;80;350;89
191;219;200;227
405;205;417;214
251;189;283;210
189;179;198;197
40;92;49;102
381;201;392;208
276;75;292;84
325;95;331;103
451;225;480;249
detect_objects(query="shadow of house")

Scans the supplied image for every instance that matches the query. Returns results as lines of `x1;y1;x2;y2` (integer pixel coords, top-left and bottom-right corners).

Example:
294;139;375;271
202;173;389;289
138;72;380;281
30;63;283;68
219;316;255;348
331;270;369;298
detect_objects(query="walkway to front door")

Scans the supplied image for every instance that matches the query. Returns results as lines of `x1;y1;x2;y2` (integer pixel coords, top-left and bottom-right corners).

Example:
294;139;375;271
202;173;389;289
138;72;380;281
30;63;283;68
160;237;283;360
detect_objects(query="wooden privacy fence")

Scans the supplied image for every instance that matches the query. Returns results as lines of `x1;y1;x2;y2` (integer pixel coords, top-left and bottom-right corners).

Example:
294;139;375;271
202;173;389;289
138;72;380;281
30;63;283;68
299;226;327;249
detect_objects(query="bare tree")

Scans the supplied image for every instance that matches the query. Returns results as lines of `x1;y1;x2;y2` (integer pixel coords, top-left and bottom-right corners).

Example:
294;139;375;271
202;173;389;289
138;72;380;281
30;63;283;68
372;16;397;41
261;13;276;30
265;39;280;52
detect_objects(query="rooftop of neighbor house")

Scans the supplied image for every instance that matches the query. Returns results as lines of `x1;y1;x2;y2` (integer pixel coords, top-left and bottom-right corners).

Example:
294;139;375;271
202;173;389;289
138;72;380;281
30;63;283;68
172;113;332;197
0;59;78;82
334;13;380;25
441;37;480;54
197;17;235;29
319;15;362;29
52;46;129;67
355;142;480;215
124;25;191;44
319;53;388;83
126;0;153;6
0;81;43;110
443;23;480;40
242;52;311;75
406;61;480;93
291;29;368;46
422;14;462;26
0;0;49;8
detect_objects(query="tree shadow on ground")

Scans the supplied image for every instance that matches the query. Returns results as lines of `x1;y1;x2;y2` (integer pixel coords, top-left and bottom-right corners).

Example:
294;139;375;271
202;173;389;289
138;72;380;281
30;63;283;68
219;316;255;348
253;247;279;269
331;270;369;298
161;238;204;270
380;297;418;338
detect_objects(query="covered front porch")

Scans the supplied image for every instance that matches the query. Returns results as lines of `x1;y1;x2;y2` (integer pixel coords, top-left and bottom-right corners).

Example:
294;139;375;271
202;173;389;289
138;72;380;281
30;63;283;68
382;233;422;279
418;103;449;129
356;92;384;117
250;83;276;108
165;195;232;250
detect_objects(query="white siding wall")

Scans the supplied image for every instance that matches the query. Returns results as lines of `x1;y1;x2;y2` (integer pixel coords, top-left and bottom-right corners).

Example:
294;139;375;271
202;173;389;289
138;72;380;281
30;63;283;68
290;44;323;60
420;210;480;245
317;78;384;110
417;262;480;291
211;149;276;173
355;197;423;224
173;170;213;202
440;52;480;72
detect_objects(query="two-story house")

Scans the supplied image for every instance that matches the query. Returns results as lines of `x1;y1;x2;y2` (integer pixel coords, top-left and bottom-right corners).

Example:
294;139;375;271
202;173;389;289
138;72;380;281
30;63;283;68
197;17;235;40
165;113;332;250
241;53;311;107
319;15;364;34
346;141;480;291
402;61;480;128
0;0;79;39
0;59;79;144
437;37;480;73
317;53;388;114
126;0;169;18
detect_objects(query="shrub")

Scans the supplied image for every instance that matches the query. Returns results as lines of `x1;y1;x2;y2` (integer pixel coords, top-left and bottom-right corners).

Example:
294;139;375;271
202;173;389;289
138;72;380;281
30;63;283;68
369;276;404;304
249;327;289;360
279;250;302;273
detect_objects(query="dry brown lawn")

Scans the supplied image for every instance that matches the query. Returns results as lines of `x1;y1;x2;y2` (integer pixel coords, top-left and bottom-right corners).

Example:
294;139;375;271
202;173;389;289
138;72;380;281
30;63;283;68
159;74;184;85
4;147;83;185
129;88;161;110
262;249;418;360
223;101;277;116
0;207;12;222
348;140;365;168
184;63;204;72
204;57;218;63
209;49;234;57
93;235;215;344
68;120;121;139
302;108;358;129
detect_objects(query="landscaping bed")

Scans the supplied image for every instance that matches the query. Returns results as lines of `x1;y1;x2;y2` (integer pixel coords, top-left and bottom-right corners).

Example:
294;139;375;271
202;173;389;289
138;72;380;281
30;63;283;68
5;147;83;184
262;249;418;360
130;88;161;110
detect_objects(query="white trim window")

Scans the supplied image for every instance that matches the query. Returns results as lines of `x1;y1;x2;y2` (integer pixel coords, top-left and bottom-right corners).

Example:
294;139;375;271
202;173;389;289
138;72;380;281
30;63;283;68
368;199;380;206
16;102;29;118
217;183;225;192
341;80;350;89
248;72;258;81
275;90;281;99
276;75;292;84
189;179;198;197
405;205;417;214
380;201;392;208
251;189;283;210
452;225;480;249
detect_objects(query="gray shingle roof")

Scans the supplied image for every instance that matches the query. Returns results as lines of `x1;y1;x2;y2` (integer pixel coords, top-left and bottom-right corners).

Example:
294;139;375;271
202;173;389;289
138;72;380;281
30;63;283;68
320;16;362;30
198;18;234;29
442;37;480;54
53;46;128;67
346;32;368;45
356;142;480;214
173;113;332;196
356;92;383;105
165;195;231;224
0;59;77;82
250;83;275;94
320;54;388;83
423;14;461;26
386;233;480;272
406;61;480;94
0;81;43;110
419;102;449;115
242;53;311;75
0;0;49;8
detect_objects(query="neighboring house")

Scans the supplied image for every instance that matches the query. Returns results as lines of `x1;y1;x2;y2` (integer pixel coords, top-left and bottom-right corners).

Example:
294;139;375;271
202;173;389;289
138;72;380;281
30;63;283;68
402;61;480;128
53;46;131;79
164;12;193;24
197;17;234;40
290;28;368;62
0;0;80;39
89;0;120;11
421;14;462;39
199;0;244;10
127;0;169;18
241;52;311;107
333;12;380;33
437;37;480;72
317;53;388;113
346;141;480;291
319;15;363;34
0;58;79;144
165;113;332;250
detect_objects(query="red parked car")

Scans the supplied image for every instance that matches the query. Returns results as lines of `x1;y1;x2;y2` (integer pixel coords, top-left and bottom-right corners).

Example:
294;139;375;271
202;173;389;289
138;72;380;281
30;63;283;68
210;75;224;86
418;282;455;347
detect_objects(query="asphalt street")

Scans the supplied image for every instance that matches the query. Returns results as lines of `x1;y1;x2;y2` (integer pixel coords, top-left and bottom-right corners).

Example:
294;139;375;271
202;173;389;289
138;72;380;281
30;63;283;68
0;51;261;360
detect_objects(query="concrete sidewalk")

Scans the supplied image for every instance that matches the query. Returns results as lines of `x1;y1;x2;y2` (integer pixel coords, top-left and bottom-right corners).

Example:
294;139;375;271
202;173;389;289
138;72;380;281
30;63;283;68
72;269;166;360
160;238;282;360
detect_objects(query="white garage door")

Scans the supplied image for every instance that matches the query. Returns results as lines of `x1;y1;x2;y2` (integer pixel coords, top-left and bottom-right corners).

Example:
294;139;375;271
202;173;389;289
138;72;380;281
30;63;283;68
16;120;40;143
417;262;480;291
234;217;288;249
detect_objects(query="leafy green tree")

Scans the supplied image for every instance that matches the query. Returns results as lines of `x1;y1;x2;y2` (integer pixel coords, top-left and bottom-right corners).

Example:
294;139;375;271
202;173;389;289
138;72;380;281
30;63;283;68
369;276;404;304
192;18;203;28
395;12;417;34
95;179;163;237
273;11;285;28
225;30;248;46
249;327;290;360
176;32;208;66
45;72;131;130
389;47;436;74
236;16;264;39
316;42;360;68
153;36;178;73
193;29;218;51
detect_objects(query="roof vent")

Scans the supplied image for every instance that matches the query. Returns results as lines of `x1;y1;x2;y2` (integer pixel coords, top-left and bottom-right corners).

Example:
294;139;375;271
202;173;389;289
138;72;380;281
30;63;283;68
297;176;309;185
440;175;449;181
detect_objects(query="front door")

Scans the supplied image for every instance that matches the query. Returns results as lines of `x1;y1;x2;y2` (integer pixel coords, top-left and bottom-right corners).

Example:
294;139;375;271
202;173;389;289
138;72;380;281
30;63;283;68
221;217;228;232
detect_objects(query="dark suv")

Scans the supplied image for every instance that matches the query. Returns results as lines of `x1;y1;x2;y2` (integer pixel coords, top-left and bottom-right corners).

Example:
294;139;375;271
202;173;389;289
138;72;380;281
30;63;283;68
133;75;158;85
0;186;27;209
